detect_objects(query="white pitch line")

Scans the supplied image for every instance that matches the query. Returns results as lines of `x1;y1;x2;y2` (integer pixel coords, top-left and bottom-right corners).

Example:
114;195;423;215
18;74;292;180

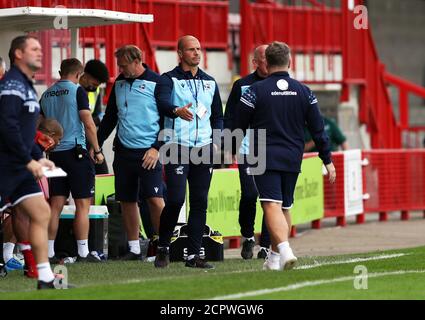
78;254;410;288
48;253;411;291
295;253;409;270
209;270;425;300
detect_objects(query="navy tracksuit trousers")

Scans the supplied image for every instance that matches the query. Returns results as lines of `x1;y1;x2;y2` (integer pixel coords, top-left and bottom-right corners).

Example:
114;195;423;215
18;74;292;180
238;162;271;248
158;146;213;256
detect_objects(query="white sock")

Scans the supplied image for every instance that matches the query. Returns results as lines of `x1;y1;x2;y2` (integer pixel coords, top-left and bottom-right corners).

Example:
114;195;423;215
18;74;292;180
37;262;55;283
269;250;280;262
3;242;15;263
77;240;89;257
18;243;31;251
277;241;290;256
128;240;141;255
48;240;55;258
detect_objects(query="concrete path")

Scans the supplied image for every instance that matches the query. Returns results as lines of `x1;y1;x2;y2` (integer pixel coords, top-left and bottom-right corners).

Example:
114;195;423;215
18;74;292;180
224;213;425;259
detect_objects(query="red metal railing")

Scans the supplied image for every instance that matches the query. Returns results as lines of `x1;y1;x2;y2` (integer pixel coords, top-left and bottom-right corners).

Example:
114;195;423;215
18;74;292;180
139;0;228;50
240;0;343;82
383;73;425;148
0;0;228;87
341;0;402;149
318;150;425;230
239;0;424;149
384;73;425;130
2;0;423;149
363;150;425;214
323;152;345;218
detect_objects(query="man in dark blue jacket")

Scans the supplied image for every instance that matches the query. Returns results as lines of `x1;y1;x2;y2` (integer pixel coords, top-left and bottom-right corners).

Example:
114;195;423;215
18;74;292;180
225;45;271;260
233;41;336;271
154;35;223;269
0;36;57;289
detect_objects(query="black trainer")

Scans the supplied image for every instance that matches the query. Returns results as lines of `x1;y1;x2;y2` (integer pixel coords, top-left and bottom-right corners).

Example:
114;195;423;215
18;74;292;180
241;239;255;260
257;247;269;260
37;277;76;290
49;256;62;265
37;280;55;290
147;237;159;257
154;247;170;268
185;255;215;269
120;251;143;261
76;252;102;263
0;263;7;278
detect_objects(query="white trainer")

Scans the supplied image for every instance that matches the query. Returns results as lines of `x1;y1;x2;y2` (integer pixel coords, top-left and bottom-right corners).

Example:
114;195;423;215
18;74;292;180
279;247;298;270
263;251;281;271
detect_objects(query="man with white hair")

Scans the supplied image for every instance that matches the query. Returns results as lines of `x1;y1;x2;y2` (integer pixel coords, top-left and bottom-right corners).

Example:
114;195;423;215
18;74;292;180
224;45;271;260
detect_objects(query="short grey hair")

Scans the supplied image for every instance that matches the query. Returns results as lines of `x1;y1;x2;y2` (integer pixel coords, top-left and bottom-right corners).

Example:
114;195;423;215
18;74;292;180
265;41;291;68
253;45;267;61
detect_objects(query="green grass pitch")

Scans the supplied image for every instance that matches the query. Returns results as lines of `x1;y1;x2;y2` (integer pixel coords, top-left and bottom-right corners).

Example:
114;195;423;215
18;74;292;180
1;246;424;300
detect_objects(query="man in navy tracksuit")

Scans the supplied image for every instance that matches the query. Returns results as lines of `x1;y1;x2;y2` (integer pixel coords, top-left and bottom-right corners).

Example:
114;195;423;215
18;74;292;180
0;36;57;289
154;35;223;269
97;45;165;260
225;45;271;260
233;42;336;271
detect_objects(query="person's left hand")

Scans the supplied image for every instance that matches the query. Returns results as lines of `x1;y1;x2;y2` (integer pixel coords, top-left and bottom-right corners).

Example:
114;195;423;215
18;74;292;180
142;148;159;170
325;162;336;184
94;152;105;165
89;147;105;164
38;158;55;170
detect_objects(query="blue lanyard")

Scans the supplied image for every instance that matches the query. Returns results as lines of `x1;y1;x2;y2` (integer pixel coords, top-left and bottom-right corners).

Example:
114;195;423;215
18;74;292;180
186;78;200;106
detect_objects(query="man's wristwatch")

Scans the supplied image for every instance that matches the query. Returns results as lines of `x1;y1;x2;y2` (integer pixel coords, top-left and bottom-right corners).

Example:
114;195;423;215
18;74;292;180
173;107;179;116
94;148;103;155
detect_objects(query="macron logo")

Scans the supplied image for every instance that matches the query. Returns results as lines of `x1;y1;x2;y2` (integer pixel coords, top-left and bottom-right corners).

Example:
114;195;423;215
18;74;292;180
154;187;159;194
175;166;184;175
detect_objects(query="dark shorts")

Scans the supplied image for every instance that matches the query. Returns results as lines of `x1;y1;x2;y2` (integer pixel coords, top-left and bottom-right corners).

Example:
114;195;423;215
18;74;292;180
48;148;95;199
0;169;42;212
113;146;164;202
254;170;299;209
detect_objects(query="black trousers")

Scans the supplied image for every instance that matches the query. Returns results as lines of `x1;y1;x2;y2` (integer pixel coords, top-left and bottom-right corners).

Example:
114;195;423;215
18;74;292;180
158;148;213;256
238;162;271;248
